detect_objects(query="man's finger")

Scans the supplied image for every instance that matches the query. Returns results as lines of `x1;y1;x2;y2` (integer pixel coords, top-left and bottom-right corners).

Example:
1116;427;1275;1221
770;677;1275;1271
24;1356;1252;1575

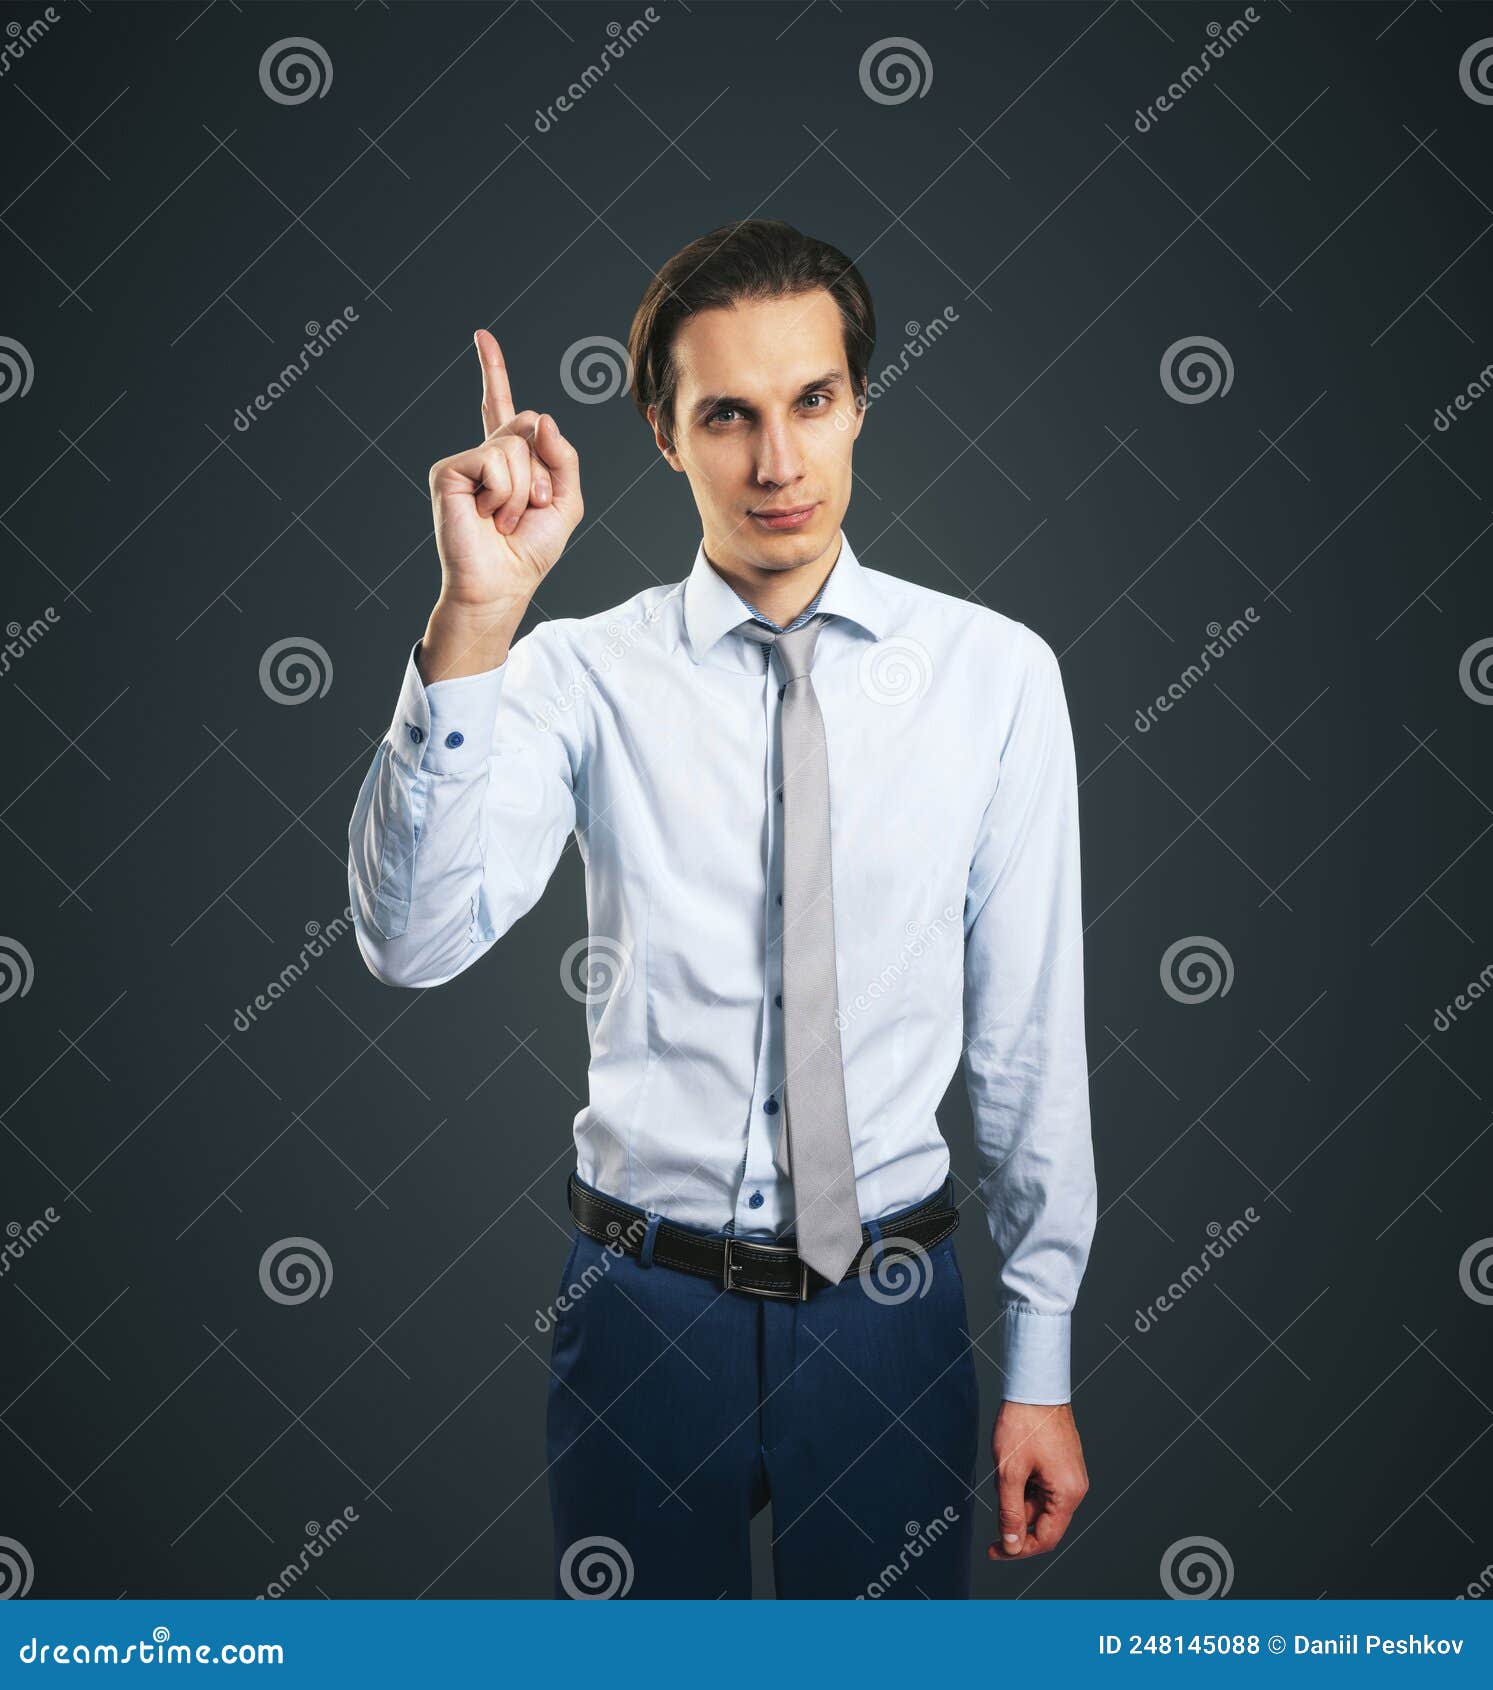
475;328;516;437
530;413;580;511
1027;1494;1077;1557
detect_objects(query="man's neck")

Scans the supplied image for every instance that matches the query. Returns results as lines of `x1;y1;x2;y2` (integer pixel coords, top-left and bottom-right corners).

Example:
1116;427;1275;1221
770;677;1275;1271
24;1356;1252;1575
703;530;843;627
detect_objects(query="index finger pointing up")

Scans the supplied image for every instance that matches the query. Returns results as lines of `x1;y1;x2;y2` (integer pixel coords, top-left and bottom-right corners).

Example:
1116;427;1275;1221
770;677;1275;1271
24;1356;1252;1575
474;327;515;440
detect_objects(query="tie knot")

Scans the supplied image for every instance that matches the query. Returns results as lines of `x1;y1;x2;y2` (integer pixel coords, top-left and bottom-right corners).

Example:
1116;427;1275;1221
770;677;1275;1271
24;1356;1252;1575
738;614;825;683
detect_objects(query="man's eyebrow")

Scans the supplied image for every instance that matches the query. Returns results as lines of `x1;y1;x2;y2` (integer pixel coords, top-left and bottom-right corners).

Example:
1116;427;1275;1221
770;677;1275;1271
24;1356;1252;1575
689;369;844;421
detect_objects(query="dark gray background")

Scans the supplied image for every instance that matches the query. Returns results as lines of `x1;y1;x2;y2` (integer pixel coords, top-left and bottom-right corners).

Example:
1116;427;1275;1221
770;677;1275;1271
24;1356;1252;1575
1;0;1490;1600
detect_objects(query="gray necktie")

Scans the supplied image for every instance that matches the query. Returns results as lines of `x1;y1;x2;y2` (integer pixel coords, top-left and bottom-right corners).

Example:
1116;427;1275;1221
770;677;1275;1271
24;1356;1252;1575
738;614;863;1285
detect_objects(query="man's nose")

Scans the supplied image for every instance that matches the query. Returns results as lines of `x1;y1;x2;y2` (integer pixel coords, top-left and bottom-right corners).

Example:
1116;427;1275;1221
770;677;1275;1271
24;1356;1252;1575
755;420;803;487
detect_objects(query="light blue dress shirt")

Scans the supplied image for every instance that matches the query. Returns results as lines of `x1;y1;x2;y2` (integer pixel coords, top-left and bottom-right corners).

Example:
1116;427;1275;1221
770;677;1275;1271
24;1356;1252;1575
347;531;1096;1403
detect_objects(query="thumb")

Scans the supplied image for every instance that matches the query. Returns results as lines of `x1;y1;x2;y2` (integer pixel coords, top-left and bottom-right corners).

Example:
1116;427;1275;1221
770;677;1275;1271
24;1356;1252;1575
993;1453;1030;1558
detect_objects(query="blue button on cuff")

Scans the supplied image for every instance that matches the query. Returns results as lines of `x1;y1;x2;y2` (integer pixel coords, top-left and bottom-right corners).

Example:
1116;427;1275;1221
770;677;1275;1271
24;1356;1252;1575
445;730;464;749
407;724;424;745
748;1190;765;1209
763;1096;779;1115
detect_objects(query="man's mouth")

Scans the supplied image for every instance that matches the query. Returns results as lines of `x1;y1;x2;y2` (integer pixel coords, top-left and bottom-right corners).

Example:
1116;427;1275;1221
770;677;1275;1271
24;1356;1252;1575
749;503;817;531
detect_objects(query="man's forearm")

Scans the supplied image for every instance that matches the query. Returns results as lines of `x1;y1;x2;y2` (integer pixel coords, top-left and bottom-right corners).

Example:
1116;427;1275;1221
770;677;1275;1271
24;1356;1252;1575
416;594;532;684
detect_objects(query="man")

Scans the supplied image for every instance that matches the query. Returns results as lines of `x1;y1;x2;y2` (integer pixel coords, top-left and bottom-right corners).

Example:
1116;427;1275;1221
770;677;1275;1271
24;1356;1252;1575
347;219;1096;1599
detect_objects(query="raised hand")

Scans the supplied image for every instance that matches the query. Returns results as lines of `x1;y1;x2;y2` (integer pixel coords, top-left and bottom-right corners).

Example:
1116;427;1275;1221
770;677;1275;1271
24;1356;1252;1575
427;328;584;610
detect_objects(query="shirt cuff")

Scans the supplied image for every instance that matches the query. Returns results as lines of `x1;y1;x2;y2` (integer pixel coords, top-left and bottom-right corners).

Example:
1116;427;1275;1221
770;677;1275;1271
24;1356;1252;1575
1000;1306;1072;1405
386;640;507;777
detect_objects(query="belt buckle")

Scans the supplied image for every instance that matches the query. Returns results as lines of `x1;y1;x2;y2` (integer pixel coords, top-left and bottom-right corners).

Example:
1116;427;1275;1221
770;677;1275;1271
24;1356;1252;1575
722;1237;809;1301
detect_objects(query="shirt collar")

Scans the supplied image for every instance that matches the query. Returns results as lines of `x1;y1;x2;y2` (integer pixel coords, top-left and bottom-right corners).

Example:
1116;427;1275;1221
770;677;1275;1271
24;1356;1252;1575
682;528;887;662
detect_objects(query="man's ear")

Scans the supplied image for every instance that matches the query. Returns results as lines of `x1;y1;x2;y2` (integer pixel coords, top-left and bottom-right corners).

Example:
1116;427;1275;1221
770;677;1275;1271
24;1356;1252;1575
850;377;869;441
648;402;683;471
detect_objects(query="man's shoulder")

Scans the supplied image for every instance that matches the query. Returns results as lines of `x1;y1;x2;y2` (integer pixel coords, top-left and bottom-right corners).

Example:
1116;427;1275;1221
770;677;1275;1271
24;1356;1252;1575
864;565;1057;674
513;580;681;668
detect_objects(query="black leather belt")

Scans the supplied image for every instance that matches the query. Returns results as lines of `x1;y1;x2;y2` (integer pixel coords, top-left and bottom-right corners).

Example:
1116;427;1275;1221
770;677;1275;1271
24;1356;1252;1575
566;1171;960;1301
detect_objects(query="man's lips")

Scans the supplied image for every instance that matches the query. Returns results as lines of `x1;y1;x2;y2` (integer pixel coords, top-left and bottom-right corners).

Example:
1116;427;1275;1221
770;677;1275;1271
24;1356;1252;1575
749;503;818;528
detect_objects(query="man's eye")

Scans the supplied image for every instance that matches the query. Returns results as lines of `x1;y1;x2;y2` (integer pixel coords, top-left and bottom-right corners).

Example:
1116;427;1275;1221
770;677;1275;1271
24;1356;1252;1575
802;392;832;411
707;407;740;427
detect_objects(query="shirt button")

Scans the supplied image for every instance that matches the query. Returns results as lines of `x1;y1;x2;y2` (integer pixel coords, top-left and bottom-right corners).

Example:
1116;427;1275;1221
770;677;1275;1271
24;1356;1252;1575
764;1097;779;1115
445;730;464;749
407;724;424;745
776;891;782;905
748;1190;764;1209
778;685;786;700
776;788;782;802
774;993;782;1008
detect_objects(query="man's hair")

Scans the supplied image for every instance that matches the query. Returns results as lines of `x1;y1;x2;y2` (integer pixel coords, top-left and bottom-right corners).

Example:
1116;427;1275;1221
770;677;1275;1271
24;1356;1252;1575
628;219;876;448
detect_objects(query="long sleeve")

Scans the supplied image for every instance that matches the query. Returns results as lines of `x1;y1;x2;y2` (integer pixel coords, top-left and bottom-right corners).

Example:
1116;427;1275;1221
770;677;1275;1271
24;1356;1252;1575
962;625;1096;1405
347;620;586;990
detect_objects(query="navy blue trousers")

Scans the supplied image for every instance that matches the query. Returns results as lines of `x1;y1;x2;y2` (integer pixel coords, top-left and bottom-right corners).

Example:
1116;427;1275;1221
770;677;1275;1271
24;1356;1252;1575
545;1178;980;1599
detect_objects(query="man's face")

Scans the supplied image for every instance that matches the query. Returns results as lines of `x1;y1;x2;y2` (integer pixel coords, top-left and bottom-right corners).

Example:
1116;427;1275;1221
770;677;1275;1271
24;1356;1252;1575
652;288;866;580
